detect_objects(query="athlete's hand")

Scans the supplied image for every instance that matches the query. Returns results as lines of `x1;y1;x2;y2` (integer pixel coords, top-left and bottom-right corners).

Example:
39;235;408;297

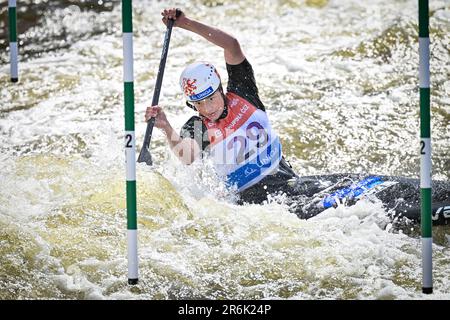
161;8;186;28
145;105;170;130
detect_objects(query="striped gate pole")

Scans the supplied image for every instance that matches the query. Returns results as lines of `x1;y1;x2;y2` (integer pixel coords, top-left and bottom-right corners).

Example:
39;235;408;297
8;0;18;82
419;0;432;294
122;0;138;285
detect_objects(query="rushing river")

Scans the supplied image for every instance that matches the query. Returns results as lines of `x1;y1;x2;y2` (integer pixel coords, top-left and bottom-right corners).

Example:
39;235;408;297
0;0;449;299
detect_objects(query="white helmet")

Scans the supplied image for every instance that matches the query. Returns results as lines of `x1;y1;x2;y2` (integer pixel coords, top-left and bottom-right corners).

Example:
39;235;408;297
180;62;221;102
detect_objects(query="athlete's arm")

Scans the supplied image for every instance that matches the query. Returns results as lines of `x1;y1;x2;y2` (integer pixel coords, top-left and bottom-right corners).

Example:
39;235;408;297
161;8;245;65
145;106;201;165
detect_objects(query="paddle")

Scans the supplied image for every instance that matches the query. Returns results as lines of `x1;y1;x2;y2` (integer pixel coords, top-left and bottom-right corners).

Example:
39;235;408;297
137;9;180;165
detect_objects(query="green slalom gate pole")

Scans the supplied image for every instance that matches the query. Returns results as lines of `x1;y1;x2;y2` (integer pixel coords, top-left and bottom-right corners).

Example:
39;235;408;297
122;0;138;285
8;0;18;82
419;0;432;294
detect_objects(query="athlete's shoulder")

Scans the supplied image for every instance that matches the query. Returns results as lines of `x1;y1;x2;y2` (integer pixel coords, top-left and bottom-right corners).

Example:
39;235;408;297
182;115;202;127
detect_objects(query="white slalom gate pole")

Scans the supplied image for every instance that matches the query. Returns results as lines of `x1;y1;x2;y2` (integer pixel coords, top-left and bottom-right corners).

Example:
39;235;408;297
122;0;138;285
418;0;432;294
8;0;18;82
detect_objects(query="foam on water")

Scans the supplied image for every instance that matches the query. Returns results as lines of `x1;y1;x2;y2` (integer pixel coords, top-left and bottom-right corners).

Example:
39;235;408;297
1;154;449;299
1;0;449;299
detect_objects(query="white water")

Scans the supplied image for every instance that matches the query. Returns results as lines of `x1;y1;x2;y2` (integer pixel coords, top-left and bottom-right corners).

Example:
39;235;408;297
0;0;449;299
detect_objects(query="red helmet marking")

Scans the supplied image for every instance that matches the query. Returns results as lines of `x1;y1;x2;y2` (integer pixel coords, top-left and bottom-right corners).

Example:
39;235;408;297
182;78;197;96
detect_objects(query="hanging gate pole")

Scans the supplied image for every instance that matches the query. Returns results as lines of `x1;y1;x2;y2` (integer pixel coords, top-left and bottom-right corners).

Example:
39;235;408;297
418;0;432;294
8;0;18;82
122;0;138;285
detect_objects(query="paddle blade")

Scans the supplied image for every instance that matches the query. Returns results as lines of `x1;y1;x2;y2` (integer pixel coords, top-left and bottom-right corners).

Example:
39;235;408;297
137;146;153;166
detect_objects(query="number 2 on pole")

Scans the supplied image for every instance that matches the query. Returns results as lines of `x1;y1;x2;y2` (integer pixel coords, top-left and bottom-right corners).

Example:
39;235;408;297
125;134;133;148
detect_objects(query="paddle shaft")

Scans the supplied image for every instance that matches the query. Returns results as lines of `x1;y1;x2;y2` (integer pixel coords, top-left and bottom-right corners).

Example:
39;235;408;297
138;14;177;164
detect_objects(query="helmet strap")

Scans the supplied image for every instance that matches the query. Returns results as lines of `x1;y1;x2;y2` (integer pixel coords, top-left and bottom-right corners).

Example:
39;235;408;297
218;85;228;120
186;101;197;111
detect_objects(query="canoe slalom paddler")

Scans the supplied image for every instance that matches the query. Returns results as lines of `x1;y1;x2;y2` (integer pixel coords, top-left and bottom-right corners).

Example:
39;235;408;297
145;8;450;225
145;7;299;205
